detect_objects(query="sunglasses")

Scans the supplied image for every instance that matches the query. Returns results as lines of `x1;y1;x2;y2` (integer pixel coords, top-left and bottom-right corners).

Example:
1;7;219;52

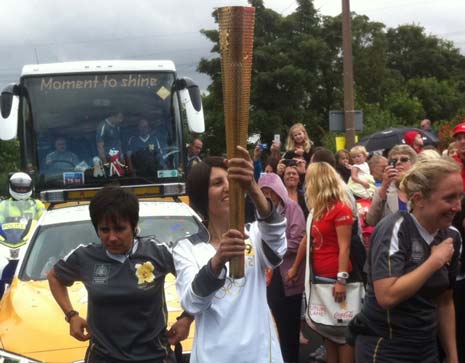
390;156;410;164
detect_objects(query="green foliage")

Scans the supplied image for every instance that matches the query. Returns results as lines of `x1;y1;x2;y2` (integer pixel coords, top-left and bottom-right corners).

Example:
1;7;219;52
386;25;463;81
0;140;20;197
384;90;424;125
357;103;402;136
406;77;463;121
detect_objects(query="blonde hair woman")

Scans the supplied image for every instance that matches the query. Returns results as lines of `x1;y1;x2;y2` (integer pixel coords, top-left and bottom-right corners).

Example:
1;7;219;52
354;158;461;362
416;148;441;163
289;162;355;363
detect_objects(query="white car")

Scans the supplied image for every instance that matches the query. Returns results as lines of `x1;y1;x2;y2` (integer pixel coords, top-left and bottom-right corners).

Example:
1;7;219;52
0;200;206;363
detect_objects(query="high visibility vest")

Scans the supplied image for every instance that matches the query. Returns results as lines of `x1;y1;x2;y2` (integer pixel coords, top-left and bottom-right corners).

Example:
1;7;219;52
0;198;45;224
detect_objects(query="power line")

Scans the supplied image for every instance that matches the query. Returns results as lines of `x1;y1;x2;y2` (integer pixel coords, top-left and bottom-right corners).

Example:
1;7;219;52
317;0;459;17
0;30;204;50
316;0;329;12
279;0;296;15
354;0;441;12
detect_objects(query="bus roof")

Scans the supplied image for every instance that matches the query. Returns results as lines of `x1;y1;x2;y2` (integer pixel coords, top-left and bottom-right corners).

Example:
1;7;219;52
21;60;176;77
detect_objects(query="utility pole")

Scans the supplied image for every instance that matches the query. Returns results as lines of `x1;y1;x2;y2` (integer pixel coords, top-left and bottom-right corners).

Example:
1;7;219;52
342;0;356;149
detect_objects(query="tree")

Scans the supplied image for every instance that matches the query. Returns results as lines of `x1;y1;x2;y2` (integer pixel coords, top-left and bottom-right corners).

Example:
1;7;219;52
406;77;463;121
198;1;465;153
199;0;332;150
386;25;465;82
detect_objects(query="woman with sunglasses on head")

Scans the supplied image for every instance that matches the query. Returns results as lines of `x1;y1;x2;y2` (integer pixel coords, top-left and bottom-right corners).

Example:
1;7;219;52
353;158;461;362
173;146;287;363
366;145;417;226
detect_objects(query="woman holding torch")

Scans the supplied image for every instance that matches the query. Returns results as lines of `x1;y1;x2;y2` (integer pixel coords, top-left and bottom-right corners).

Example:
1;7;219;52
173;147;287;363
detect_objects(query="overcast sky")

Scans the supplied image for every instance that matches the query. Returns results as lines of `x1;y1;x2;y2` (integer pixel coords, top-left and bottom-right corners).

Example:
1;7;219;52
0;0;464;92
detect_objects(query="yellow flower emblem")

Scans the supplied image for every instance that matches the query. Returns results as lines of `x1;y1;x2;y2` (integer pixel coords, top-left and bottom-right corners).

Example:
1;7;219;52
135;261;155;285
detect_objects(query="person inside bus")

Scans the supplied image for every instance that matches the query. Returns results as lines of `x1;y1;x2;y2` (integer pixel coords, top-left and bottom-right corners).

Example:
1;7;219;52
126;118;166;178
96;111;124;164
45;136;80;173
185;138;203;176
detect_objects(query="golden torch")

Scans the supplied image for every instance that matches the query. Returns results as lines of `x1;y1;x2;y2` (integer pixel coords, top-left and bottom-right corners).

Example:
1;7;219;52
218;6;255;279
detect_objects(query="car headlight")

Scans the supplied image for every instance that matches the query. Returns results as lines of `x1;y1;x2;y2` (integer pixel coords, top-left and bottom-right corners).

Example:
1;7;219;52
0;349;41;363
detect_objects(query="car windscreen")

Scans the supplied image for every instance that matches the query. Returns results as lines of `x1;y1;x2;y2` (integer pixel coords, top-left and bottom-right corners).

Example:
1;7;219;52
21;215;204;281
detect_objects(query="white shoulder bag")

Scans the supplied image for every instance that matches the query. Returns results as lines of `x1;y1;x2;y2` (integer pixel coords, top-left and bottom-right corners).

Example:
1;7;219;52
304;209;365;342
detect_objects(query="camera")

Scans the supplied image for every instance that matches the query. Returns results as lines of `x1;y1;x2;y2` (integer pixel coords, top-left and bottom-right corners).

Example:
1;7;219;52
282;159;297;167
258;143;268;150
388;159;397;167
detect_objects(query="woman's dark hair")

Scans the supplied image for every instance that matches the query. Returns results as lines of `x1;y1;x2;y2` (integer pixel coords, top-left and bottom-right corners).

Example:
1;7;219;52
89;186;139;233
312;147;336;167
264;157;279;173
186;156;226;220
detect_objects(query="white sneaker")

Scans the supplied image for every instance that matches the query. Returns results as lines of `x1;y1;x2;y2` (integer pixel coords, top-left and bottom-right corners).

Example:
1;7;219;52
314;345;327;362
308;345;326;361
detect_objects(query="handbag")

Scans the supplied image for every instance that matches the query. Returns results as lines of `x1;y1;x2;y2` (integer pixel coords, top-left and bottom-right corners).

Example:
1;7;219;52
304;209;365;343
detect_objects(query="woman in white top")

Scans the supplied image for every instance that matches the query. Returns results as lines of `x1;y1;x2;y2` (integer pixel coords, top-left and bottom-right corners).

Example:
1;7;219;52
173;146;287;363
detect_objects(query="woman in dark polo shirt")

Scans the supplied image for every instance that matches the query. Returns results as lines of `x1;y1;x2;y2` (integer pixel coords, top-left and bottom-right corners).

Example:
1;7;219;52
354;158;461;363
47;187;193;363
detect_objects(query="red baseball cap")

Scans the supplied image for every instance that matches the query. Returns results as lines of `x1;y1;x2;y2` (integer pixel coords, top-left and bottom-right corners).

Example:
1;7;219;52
404;130;419;147
453;122;465;137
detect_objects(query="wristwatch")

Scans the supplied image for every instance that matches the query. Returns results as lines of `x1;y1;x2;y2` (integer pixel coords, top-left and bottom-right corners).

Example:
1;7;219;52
176;311;194;321
337;272;349;279
65;310;79;323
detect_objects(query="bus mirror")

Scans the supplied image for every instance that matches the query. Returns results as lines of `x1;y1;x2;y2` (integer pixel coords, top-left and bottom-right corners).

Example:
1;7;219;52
1;92;12;119
1;84;19;119
0;84;19;140
177;77;205;133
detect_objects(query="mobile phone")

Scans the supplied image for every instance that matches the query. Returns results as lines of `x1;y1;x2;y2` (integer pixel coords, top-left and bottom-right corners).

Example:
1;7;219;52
274;134;280;143
282;159;297;167
258;143;268;150
388;159;397;167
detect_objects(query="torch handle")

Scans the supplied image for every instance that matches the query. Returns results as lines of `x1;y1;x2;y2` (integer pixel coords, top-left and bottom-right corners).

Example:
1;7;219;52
228;180;245;279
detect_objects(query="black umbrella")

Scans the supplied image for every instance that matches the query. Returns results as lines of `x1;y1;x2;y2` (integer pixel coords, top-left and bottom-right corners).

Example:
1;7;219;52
357;127;439;153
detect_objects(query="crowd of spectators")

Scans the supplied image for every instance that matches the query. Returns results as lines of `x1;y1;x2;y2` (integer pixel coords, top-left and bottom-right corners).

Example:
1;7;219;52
45;116;465;363
240;118;465;363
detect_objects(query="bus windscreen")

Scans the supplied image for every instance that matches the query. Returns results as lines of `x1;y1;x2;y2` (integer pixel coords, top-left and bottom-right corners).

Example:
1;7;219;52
20;72;184;191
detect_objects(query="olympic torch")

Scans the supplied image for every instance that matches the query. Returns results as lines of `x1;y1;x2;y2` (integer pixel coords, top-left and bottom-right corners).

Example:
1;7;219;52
218;6;255;279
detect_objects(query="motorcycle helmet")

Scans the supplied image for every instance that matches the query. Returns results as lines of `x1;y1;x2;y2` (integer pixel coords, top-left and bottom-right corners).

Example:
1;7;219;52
9;172;32;201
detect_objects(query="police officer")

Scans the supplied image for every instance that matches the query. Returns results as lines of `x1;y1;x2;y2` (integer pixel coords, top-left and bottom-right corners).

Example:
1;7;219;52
0;172;45;297
0;172;45;224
